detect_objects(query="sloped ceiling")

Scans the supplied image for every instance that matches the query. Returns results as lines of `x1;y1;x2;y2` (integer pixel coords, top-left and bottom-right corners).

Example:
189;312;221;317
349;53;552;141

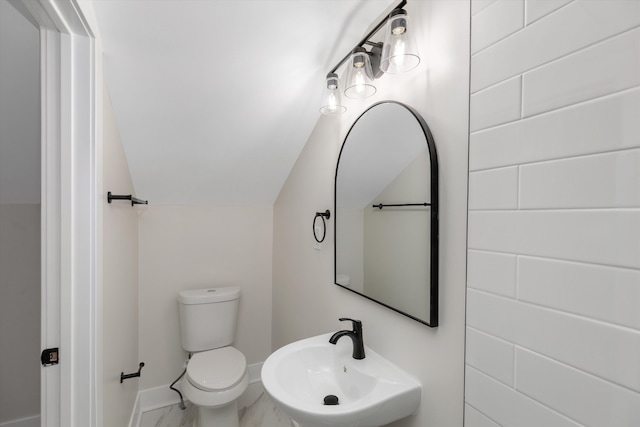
90;0;394;205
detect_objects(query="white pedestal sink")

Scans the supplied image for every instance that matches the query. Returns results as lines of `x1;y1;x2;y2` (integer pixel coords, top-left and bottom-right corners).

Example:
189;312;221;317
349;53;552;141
261;333;422;427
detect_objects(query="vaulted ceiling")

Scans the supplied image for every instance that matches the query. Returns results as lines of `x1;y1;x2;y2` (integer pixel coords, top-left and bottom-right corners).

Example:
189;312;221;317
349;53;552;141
89;0;395;205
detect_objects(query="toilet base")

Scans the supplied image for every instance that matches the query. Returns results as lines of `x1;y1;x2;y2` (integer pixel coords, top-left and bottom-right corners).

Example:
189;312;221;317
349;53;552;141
196;400;239;427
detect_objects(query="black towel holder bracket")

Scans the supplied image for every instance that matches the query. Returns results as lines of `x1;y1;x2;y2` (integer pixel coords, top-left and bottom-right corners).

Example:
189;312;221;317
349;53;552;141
121;362;145;383
108;191;148;206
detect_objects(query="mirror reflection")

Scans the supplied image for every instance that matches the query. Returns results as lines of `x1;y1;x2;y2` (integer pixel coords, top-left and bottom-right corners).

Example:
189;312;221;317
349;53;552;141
335;102;438;326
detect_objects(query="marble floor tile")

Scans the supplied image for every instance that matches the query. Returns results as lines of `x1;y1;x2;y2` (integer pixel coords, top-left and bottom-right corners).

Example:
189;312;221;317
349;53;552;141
139;402;196;427
139;382;294;427
239;392;295;427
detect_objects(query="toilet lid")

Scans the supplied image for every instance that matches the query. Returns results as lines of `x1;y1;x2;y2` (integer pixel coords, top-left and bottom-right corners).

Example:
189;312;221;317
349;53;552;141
187;347;247;392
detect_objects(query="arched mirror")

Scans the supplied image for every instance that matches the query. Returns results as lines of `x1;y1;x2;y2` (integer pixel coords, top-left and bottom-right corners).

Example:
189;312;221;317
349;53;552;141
334;101;439;326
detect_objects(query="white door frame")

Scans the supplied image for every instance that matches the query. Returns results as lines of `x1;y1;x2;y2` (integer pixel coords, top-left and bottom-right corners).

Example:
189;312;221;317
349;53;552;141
23;0;99;426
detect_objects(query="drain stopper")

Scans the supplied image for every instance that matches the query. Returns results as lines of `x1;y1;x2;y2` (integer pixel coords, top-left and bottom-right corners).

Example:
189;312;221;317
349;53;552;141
323;394;339;405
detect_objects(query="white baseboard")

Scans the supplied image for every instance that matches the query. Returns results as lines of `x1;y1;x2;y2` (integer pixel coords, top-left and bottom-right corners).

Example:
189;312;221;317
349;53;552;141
128;361;263;427
127;384;180;427
248;361;263;385
128;394;141;427
0;415;40;427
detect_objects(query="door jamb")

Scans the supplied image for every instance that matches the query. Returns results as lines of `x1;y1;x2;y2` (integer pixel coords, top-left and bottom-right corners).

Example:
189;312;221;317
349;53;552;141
23;0;99;425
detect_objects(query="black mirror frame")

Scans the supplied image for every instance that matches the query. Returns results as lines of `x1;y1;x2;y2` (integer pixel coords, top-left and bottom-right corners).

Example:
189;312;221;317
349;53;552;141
334;101;439;327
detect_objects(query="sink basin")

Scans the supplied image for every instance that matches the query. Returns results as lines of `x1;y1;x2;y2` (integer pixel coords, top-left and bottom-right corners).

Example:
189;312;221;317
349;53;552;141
261;333;421;427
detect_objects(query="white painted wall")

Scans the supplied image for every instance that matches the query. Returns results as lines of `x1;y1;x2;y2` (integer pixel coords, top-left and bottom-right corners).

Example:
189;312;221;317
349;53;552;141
0;0;41;424
0;0;40;206
101;84;140;427
465;1;640;425
273;1;470;425
0;205;41;425
138;205;273;390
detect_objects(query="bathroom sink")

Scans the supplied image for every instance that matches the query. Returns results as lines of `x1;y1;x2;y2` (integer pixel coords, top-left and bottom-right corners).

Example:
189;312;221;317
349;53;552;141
261;333;421;427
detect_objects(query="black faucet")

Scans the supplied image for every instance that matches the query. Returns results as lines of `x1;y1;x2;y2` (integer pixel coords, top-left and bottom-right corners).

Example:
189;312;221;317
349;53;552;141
329;318;365;360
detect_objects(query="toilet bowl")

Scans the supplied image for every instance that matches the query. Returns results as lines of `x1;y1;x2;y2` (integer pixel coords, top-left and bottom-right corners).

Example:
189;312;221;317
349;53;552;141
182;347;249;427
177;287;248;427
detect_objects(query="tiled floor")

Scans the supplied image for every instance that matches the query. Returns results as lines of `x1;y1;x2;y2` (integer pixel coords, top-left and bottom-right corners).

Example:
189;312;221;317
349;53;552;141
139;382;295;427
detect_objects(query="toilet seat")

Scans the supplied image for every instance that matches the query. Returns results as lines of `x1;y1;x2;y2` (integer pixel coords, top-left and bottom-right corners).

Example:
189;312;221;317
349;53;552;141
187;347;247;392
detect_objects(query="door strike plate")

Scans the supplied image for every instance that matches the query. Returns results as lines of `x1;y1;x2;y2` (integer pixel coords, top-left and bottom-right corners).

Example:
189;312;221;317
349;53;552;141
41;348;59;366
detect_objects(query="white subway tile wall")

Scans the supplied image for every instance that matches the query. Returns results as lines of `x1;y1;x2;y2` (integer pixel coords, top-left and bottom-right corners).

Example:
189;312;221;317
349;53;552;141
465;404;501;427
471;0;524;54
465;1;640;425
468;166;519;210
465;328;515;387
522;27;640;117
470;75;522;131
524;0;572;25
471;0;498;17
467;250;517;297
466;367;580;427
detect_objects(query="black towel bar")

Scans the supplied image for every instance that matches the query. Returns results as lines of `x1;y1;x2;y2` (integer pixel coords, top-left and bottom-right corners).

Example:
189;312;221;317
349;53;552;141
372;202;430;209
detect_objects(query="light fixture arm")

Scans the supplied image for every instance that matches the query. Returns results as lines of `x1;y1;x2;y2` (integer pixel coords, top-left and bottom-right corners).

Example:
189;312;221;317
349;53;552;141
363;41;382;48
328;1;407;75
367;43;384;78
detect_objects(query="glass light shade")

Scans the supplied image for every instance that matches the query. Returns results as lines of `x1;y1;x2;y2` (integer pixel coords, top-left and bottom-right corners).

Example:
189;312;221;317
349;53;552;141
320;73;346;115
344;47;376;99
380;10;420;73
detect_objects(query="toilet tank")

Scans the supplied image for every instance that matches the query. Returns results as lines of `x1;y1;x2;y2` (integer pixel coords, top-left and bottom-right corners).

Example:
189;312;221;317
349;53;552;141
178;286;241;352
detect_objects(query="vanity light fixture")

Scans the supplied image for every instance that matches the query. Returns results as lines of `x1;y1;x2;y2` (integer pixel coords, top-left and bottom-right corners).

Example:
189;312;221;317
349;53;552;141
319;0;420;115
380;9;420;73
344;47;377;99
320;73;347;115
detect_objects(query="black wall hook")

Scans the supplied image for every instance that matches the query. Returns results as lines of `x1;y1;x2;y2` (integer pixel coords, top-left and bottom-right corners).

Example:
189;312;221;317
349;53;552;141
313;210;331;243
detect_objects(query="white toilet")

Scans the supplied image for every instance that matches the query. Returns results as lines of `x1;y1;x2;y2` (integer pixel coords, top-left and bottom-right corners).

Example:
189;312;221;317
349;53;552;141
178;286;249;427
